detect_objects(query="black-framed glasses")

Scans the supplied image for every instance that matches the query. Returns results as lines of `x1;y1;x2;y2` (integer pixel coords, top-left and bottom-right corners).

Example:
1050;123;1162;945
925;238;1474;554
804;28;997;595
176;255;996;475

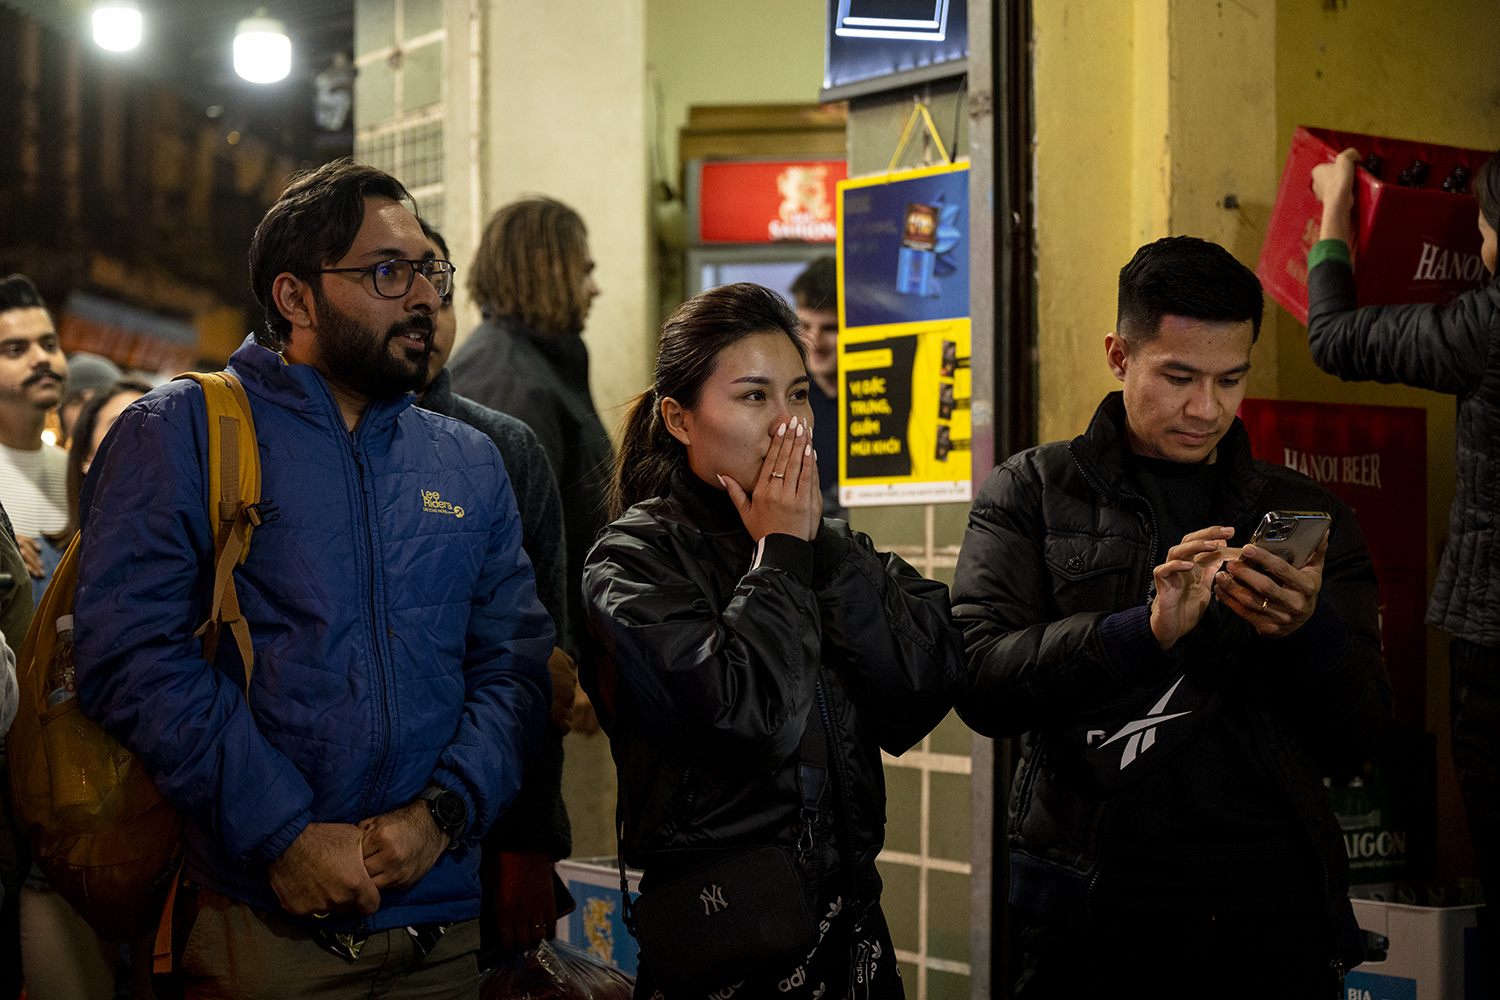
313;258;455;300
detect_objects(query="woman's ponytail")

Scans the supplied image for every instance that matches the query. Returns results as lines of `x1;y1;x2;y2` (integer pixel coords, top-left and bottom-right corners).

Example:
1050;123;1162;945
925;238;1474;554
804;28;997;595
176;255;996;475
608;390;681;519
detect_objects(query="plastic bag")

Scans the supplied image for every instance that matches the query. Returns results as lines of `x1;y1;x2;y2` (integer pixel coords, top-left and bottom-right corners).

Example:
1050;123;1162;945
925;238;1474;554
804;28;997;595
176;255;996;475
480;939;634;1000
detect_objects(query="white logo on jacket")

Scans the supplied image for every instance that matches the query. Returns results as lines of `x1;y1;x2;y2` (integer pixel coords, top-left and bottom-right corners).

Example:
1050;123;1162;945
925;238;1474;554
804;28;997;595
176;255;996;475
1089;675;1191;770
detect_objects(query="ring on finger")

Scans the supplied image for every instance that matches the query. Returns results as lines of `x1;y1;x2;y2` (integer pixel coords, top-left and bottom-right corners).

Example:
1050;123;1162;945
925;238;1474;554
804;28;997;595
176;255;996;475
1261;599;1268;611
770;472;785;479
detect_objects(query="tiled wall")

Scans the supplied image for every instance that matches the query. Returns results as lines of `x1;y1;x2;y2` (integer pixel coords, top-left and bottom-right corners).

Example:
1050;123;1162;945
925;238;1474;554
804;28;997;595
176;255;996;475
850;502;976;999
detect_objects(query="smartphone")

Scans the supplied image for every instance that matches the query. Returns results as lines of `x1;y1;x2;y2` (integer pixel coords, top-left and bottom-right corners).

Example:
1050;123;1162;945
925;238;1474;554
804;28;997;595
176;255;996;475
1248;510;1332;569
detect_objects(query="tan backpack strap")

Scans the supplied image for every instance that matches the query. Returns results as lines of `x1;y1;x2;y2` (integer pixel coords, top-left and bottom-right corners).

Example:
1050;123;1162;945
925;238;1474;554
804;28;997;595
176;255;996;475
174;371;263;698
151;860;184;976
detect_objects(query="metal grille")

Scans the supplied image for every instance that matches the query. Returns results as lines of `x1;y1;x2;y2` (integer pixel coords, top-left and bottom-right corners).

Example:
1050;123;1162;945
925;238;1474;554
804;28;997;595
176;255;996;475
352;0;444;222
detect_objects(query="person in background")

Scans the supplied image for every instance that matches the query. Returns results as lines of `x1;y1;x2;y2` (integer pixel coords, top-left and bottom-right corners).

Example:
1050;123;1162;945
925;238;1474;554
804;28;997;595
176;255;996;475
0;503;30;1000
952;236;1392;996
62;376;154;539
0;502;30;666
790;255;846;517
448;197;612;676
74;159;553;998
0;628;13;765
55;353;121;447
1309;144;1500;986
417;220;575;955
16;372;160;1000
0;275;69;604
584;282;964;998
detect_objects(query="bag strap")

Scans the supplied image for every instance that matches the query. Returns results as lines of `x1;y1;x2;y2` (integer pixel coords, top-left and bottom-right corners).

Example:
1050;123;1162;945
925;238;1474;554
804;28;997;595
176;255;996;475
173;372;269;695
810;679;857;908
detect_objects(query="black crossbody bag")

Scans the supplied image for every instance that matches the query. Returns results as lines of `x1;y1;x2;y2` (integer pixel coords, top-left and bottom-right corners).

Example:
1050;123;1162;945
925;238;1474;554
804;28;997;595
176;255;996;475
619;684;841;997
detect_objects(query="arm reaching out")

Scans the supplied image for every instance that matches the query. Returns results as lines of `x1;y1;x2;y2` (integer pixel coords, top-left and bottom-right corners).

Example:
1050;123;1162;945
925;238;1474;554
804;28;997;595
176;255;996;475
1311;146;1360;246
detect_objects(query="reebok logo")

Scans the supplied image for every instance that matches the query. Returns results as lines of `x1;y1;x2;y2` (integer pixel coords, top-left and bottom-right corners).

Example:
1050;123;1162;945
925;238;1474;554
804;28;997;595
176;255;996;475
421;489;464;518
1088;676;1191;770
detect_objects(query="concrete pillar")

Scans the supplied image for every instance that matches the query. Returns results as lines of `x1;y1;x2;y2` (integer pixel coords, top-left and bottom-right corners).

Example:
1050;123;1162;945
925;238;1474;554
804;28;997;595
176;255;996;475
479;0;652;418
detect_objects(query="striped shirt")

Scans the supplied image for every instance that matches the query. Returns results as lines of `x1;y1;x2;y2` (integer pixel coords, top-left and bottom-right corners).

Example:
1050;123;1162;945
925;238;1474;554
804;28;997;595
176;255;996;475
0;441;69;539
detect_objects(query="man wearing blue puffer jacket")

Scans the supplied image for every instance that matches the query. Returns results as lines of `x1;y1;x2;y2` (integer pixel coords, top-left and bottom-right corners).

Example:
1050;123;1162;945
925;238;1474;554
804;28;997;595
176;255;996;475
72;160;554;998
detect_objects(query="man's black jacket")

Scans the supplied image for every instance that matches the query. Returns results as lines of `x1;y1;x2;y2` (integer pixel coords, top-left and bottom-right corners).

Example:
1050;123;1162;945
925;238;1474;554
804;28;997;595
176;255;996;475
952;393;1392;967
449;313;613;663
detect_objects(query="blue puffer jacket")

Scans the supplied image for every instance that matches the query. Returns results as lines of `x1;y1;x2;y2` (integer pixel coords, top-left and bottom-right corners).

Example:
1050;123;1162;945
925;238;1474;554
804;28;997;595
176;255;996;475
74;338;554;932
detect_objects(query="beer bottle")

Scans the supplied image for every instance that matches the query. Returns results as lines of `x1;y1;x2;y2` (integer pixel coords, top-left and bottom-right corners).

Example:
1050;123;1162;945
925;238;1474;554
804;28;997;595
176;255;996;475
47;614;76;707
43;613;120;822
1442;164;1472;194
1397;158;1430;188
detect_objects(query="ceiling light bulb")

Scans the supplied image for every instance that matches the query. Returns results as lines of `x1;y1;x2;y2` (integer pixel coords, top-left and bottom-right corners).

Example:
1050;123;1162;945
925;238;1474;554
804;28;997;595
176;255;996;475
234;13;291;84
92;1;142;52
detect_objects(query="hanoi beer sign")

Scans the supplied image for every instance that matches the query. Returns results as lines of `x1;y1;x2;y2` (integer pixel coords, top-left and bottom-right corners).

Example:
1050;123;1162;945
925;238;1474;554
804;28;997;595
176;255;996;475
697;160;848;243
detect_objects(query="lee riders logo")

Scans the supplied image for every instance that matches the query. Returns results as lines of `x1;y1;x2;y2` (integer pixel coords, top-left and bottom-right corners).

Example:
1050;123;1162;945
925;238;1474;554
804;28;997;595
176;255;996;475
421;489;464;518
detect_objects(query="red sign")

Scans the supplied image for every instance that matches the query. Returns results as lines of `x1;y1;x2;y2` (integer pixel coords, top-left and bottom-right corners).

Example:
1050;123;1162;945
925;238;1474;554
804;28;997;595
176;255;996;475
1239;399;1427;731
1258;126;1490;325
698;160;848;243
58;313;197;375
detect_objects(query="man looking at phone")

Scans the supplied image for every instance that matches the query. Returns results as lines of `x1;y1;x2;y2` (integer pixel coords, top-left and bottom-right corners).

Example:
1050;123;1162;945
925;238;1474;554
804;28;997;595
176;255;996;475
953;236;1392;996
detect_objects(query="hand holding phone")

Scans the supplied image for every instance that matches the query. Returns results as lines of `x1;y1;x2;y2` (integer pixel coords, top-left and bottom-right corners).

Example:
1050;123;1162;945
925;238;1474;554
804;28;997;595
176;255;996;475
1247;511;1331;570
1212;511;1332;637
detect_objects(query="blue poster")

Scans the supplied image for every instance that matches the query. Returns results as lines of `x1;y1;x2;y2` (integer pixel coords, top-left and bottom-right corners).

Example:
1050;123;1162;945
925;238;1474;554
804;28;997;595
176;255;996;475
839;162;969;328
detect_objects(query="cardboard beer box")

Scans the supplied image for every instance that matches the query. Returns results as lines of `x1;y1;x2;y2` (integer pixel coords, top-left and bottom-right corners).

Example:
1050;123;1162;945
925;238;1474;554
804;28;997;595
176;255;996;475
1258;126;1491;325
1345;880;1487;1000
552;856;642;976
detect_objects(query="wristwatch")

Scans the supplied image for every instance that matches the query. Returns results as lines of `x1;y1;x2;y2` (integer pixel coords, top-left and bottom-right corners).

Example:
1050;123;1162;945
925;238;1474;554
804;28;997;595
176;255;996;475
416;785;468;847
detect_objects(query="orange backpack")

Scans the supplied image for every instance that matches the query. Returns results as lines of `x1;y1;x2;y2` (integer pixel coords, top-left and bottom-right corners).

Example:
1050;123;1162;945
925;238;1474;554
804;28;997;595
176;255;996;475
8;371;262;942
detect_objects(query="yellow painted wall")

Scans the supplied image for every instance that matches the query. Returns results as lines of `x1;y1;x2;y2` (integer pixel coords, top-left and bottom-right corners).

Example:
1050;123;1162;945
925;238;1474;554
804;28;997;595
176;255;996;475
645;0;826;184
1032;1;1138;443
1034;0;1280;443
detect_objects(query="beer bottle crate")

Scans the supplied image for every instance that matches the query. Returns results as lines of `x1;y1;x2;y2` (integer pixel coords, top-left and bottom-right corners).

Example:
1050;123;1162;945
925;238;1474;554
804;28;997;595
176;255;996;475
1257;126;1491;325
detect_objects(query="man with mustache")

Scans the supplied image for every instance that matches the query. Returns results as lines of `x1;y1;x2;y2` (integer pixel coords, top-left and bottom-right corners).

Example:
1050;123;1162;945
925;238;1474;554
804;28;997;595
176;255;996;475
0;273;70;603
73;160;554;998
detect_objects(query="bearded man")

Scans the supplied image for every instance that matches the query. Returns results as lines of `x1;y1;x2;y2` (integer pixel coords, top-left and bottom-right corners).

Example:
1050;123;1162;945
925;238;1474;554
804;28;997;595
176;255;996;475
72;160;554;999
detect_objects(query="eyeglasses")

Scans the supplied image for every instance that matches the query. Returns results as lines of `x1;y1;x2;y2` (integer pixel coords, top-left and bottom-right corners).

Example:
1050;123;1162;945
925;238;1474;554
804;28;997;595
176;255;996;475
313;258;455;300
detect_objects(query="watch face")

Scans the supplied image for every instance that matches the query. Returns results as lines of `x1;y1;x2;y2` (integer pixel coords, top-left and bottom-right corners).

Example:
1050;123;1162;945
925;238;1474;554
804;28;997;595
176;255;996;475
434;790;466;830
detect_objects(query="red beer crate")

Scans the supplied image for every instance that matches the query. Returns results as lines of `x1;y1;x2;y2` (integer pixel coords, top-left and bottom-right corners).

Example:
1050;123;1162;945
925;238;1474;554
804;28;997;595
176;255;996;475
1258;126;1491;325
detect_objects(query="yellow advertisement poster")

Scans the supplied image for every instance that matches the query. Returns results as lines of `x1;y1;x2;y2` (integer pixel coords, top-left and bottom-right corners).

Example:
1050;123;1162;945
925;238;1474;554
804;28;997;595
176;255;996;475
839;318;972;505
836;161;971;506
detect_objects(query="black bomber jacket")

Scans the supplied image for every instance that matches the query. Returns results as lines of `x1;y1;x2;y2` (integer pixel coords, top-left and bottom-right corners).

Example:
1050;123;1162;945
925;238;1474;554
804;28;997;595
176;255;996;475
582;471;965;901
1308;253;1500;647
952;393;1393;969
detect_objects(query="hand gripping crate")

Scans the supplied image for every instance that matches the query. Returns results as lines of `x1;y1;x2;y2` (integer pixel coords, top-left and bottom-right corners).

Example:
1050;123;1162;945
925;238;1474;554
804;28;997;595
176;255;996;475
1258;126;1491;325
